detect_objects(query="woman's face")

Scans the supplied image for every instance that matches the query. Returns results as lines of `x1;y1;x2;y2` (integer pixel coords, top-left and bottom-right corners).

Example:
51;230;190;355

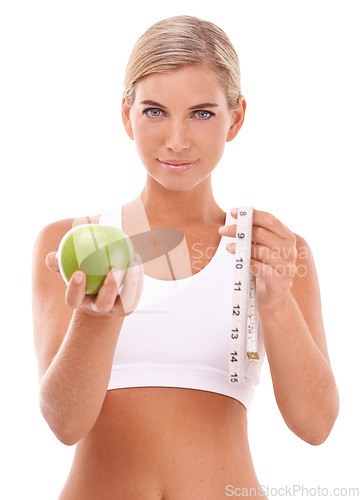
122;64;246;192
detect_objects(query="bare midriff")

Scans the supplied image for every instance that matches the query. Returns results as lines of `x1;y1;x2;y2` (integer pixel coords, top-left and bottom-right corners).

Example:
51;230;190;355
59;387;266;500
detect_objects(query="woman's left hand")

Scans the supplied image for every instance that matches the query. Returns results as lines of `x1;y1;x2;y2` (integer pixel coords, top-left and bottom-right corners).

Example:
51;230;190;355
219;208;298;310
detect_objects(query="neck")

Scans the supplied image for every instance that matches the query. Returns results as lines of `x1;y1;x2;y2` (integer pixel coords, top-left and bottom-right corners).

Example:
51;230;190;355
140;174;224;227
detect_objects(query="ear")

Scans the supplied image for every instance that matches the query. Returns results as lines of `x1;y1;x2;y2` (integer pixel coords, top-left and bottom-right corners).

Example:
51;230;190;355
121;92;134;140
226;96;246;142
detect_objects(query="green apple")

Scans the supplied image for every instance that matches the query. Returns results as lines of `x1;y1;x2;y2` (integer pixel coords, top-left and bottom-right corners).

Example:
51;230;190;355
58;224;135;294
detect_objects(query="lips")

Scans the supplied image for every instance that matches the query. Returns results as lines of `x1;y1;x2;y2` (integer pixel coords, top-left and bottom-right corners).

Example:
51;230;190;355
159;160;195;174
159;159;196;166
159;159;196;173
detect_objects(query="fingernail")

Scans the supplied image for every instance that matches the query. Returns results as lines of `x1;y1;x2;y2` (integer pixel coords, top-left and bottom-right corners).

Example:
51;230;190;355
55;252;59;260
226;243;233;251
231;208;238;216
74;272;83;284
219;225;228;234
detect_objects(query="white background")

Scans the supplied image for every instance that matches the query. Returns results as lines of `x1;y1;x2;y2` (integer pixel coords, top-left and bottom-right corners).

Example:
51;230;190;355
1;1;359;499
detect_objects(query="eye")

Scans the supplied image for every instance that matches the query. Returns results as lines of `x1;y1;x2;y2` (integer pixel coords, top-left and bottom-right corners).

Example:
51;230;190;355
143;108;164;118
193;110;215;120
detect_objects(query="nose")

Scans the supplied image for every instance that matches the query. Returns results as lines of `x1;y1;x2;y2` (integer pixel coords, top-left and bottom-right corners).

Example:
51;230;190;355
165;119;191;152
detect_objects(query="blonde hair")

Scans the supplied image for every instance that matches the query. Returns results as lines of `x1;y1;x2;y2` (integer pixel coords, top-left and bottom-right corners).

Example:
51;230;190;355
123;15;241;110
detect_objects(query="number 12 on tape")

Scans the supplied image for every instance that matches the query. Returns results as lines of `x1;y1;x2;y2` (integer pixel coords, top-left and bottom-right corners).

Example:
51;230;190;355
229;207;260;384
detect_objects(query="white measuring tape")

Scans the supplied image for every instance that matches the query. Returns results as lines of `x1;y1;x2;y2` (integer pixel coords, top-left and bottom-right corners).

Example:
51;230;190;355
229;207;259;384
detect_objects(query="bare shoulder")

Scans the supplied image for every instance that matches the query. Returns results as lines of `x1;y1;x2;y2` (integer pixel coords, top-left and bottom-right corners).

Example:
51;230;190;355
291;232;330;362
32;212;102;262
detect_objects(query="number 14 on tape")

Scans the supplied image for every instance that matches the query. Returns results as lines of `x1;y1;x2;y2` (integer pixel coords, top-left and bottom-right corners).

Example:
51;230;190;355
229;207;260;384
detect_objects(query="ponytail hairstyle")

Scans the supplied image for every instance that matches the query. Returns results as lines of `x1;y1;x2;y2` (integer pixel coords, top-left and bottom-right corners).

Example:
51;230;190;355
123;15;241;110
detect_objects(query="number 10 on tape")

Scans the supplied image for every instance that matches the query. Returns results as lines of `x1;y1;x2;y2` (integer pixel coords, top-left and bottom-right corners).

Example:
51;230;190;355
229;207;260;384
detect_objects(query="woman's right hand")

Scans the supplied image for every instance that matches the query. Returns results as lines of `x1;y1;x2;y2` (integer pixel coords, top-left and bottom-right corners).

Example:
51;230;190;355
45;252;144;317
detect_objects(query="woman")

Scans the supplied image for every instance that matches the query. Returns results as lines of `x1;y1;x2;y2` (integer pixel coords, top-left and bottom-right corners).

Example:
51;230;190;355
32;15;339;499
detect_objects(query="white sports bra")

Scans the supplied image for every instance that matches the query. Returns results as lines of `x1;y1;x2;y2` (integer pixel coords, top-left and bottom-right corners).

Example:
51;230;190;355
99;204;265;410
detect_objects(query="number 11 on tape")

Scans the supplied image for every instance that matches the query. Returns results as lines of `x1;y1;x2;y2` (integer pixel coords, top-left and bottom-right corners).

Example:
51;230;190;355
229;207;260;384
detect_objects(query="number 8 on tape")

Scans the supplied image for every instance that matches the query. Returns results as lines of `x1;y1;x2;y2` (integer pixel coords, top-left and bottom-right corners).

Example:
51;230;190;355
229;207;259;384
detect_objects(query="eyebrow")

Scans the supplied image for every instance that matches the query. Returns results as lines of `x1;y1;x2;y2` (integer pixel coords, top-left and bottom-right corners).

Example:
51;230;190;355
139;100;219;110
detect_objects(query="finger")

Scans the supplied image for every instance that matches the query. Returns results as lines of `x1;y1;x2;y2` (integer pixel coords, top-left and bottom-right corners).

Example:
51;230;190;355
219;223;237;238
252;209;292;239
225;241;236;253
225;239;289;266
226;238;295;265
252;226;285;249
252;228;297;262
250;257;296;280
230;208;293;239
223;224;284;249
94;268;123;314
252;240;297;264
65;271;87;309
252;244;296;273
46;252;60;272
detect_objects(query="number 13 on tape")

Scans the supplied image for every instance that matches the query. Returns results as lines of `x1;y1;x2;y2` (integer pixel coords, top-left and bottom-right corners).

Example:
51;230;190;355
229;207;260;384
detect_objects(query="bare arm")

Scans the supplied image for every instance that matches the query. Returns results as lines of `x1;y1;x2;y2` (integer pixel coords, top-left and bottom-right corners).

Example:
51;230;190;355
221;210;339;444
32;220;143;445
39;309;125;446
257;256;339;445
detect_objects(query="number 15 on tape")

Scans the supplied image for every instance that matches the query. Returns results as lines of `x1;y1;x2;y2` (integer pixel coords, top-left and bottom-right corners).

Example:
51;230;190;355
229;207;260;384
